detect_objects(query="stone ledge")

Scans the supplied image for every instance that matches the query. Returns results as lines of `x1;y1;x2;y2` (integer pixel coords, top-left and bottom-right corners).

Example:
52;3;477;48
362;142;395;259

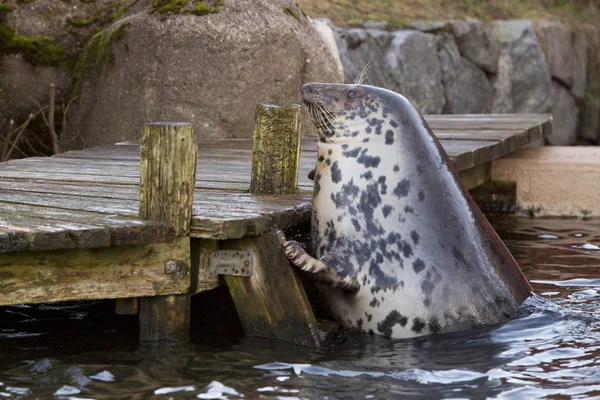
491;147;600;217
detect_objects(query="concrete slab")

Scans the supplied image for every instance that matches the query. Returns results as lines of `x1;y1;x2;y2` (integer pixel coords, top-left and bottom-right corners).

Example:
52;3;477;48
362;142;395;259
491;147;600;217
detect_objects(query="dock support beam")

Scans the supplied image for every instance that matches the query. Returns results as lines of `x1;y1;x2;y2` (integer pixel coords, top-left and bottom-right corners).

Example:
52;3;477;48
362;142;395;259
139;122;197;342
224;104;322;346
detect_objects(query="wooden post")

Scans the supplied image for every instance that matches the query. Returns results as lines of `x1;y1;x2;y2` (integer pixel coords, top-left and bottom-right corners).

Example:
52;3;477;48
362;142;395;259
139;122;197;342
116;298;139;315
222;230;321;347
250;104;302;195
224;104;322;346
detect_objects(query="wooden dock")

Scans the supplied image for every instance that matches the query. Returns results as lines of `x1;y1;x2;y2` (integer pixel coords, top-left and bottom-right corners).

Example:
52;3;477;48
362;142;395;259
0;111;552;345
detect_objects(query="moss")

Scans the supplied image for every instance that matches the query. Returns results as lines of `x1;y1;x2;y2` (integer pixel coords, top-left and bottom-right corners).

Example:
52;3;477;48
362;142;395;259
72;21;130;94
0;23;70;67
69;17;97;26
151;0;222;15
80;0;97;3
283;7;300;20
0;4;14;12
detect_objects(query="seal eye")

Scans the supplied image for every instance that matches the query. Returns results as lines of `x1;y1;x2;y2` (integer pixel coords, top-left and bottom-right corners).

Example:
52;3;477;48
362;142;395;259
347;89;357;100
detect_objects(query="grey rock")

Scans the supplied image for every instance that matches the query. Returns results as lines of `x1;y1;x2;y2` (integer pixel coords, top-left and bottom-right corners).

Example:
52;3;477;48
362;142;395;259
336;29;444;113
535;22;585;92
311;18;344;80
446;19;502;74
363;20;388;30
547;80;579;145
406;20;448;33
0;0;137;124
490;20;553;114
579;26;600;143
0;55;71;125
66;0;343;147
437;33;493;113
572;30;588;100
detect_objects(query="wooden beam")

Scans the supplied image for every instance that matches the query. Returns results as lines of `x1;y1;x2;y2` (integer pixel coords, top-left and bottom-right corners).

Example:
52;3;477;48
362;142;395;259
138;122;197;342
222;230;321;347
0;238;191;306
458;162;492;191
190;237;219;294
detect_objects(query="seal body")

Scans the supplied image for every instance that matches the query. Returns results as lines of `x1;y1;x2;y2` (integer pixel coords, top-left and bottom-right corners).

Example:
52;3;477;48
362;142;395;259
284;83;532;339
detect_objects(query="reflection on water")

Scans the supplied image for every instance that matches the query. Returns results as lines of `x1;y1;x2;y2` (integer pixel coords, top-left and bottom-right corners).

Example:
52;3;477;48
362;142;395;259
1;216;600;399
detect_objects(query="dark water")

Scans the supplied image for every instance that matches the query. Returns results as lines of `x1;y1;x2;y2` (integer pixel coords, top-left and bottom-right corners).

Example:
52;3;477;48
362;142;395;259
1;217;600;399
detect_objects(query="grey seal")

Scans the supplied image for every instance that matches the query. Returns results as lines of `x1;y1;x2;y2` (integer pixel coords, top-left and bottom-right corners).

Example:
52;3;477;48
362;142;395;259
283;82;532;339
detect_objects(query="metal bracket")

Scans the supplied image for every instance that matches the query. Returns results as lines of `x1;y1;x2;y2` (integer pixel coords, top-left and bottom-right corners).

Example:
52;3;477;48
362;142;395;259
208;250;253;278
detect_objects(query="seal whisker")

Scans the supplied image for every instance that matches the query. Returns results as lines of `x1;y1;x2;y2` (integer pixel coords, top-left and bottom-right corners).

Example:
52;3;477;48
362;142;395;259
355;63;372;86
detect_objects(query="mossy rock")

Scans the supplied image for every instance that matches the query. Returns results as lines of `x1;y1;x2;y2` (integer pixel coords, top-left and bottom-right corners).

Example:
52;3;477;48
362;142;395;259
72;20;130;94
151;0;222;15
0;23;70;67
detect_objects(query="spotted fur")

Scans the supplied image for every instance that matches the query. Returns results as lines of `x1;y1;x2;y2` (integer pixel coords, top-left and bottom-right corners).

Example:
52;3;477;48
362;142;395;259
284;83;533;339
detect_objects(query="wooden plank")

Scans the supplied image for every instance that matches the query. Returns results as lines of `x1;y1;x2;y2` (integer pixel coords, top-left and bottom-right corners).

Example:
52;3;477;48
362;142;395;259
459;162;492;191
190;238;219;293
0;201;176;252
222;230;321;347
439;139;504;171
0;237;191;306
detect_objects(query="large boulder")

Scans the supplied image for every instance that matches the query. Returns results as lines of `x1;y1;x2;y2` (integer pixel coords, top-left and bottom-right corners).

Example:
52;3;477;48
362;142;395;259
446;19;502;74
547;81;579;145
336;29;444;113
437;33;493;113
535;22;577;89
65;0;343;147
0;0;137;125
490;20;553;114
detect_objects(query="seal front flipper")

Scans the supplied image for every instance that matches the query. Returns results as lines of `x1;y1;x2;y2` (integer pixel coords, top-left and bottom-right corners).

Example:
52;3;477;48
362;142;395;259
283;240;359;292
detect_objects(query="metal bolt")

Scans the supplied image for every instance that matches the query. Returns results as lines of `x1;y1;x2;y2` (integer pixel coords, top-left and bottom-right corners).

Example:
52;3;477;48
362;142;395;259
165;260;177;274
244;260;249;266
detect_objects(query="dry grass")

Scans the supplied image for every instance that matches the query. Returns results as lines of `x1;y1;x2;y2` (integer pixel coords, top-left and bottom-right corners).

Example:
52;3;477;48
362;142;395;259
297;0;600;28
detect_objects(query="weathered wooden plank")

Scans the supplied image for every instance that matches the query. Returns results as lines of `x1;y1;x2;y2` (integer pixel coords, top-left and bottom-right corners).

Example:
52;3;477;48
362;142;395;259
0;237;191;306
190;201;311;239
440;139;505;171
190;238;219;293
0;201;176;252
458;162;492;191
222;230;321;347
425;114;552;132
140;294;190;342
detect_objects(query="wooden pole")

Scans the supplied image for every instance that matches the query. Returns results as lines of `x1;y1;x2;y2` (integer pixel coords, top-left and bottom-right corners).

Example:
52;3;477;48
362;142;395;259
139;122;197;342
250;104;302;195
224;104;322;346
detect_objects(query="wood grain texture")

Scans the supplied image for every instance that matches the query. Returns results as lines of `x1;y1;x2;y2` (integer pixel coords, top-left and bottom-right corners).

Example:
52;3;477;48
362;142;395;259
250;104;302;195
140;294;190;342
222;230;321;347
140;123;197;236
0;114;552;249
0;237;191;306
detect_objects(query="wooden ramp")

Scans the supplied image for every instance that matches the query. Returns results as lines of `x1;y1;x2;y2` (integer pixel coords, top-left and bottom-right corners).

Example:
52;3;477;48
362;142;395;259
0;113;552;344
